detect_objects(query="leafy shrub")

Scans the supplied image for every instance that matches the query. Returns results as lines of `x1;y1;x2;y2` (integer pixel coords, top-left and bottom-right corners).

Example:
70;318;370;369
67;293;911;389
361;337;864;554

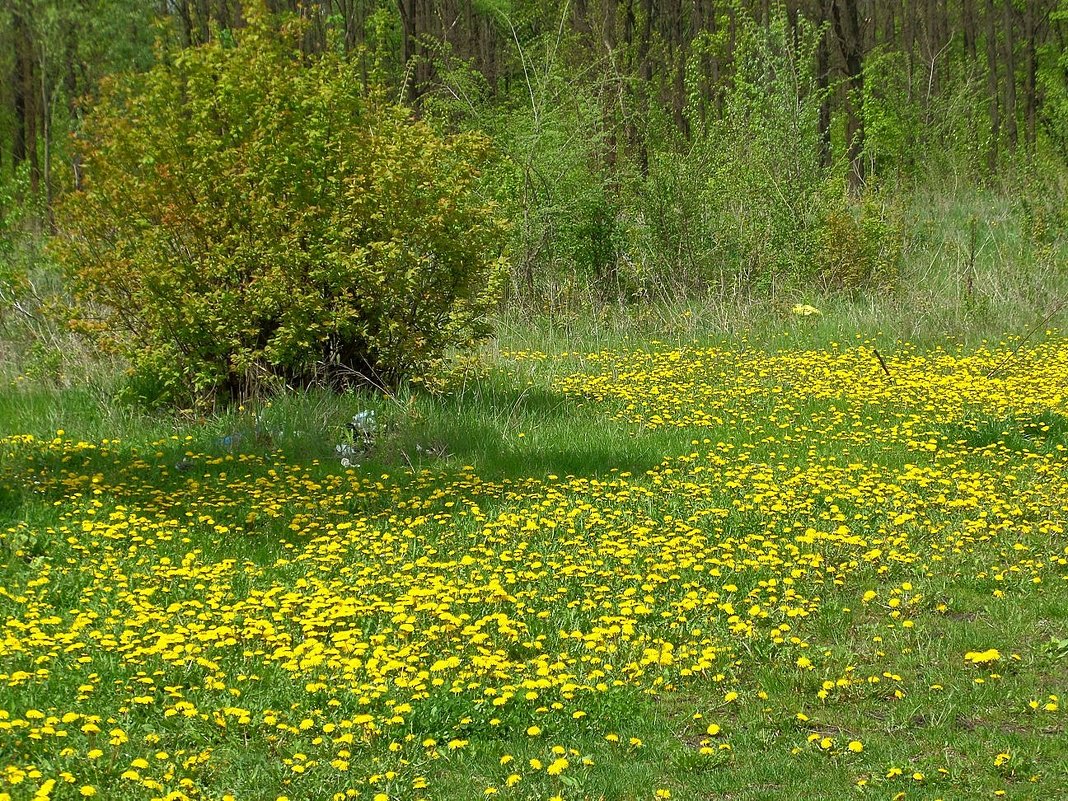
0;165;35;326
424;15;638;310
54;5;508;407
628;133;719;298
703;10;827;293
815;188;903;292
860;48;922;177
0;165;85;384
628;10;830;298
632;10;902;299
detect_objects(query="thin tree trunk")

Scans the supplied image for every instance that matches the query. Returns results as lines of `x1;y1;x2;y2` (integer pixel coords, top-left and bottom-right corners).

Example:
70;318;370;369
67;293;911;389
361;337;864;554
604;0;618;175
1003;0;1018;150
396;0;417;101
709;0;723;115
40;47;53;228
963;0;978;62
637;0;653;175
985;0;1000;172
64;13;82;191
902;0;915;101
14;4;39;194
832;0;865;191
816;2;832;168
924;0;941;101
1022;0;1038;150
12;6;27;166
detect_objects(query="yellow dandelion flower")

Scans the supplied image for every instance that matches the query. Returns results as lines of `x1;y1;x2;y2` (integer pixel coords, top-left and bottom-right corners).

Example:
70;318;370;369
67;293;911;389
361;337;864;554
964;648;1001;664
546;758;568;776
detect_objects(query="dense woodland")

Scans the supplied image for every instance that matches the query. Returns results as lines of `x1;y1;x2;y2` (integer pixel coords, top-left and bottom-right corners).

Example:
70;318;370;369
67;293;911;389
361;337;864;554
3;1;1068;399
5;2;1068;288
6;1;1068;176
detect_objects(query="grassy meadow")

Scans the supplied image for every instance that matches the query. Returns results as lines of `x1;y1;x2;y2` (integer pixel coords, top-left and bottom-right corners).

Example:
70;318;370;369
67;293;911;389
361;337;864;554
2;296;1068;801
7;0;1068;796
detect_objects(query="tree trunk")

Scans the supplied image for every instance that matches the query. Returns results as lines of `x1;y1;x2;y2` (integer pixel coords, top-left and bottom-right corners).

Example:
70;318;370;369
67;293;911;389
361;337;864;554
1002;0;1018;150
40;46;53;228
396;0;423;101
924;0;941;102
963;0;978;62
816;2;832;168
985;0;1000;172
604;0;619;175
902;0;915;101
636;0;653;175
1022;0;1039;150
882;0;895;45
831;0;865;191
13;3;40;194
12;6;27;166
709;0;723;115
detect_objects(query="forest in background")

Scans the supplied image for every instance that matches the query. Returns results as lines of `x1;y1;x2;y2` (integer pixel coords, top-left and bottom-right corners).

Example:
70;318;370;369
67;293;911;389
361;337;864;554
4;8;1068;801
4;0;1068;388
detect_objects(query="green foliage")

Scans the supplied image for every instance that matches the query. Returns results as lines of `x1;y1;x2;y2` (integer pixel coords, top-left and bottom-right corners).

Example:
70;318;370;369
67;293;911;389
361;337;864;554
1046;636;1068;660
939;410;1068;455
628;134;719;296
860;48;922;176
475;65;617;304
631;10;901;298
815;187;902;292
1038;8;1068;160
709;10;827;286
0;165;77;386
417;37;493;125
0;167;33;320
54;5;508;407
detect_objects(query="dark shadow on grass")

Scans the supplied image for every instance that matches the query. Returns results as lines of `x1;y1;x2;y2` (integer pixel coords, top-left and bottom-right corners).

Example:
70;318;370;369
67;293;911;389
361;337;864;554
0;375;688;555
938;410;1068;454
0;484;23;528
390;380;676;481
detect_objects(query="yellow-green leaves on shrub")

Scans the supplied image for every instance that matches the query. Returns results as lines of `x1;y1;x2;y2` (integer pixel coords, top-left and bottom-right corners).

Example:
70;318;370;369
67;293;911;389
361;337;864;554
54;7;507;407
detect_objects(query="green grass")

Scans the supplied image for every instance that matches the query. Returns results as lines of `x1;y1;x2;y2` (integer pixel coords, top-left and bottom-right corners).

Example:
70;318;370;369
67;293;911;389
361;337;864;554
2;313;1068;801
3;180;1068;799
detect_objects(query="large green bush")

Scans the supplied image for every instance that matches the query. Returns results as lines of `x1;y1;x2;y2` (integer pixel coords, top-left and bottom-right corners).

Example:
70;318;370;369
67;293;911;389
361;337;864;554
630;10;901;299
54;6;507;406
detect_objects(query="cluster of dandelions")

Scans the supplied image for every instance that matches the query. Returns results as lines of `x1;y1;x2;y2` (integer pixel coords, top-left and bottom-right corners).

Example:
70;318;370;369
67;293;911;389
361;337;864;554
1;335;1066;799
